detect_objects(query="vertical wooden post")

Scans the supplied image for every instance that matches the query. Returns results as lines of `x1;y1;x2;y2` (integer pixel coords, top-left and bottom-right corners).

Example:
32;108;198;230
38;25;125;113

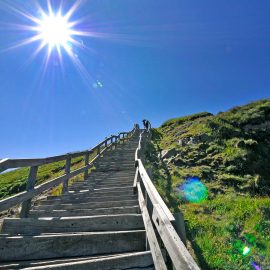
144;191;149;250
20;166;38;218
104;137;108;148
84;152;90;180
173;212;187;246
116;135;120;147
62;156;71;194
97;145;101;155
110;136;113;150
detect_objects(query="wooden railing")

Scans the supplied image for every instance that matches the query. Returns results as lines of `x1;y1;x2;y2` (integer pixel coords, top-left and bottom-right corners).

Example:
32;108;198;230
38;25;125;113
134;130;200;270
0;125;138;217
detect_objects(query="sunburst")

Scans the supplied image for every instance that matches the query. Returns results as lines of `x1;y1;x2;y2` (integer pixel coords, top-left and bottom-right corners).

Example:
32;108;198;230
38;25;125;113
2;0;97;84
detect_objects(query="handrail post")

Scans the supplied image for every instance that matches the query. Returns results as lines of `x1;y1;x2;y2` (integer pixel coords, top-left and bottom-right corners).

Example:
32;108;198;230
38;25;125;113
97;145;101;155
84;152;90;180
114;136;117;148
110;136;113;150
104;137;108;148
20;165;38;218
62;156;71;194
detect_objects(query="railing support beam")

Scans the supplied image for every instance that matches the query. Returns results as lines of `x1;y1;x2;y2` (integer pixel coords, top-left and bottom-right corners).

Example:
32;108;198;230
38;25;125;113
20;166;38;218
62;156;71;194
84;153;90;180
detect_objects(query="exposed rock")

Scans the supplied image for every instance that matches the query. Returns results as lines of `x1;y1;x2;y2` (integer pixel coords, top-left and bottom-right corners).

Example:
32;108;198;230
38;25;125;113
244;121;270;132
236;140;246;148
175;130;187;136
172;156;186;166
178;137;191;146
160;148;177;159
178;134;211;146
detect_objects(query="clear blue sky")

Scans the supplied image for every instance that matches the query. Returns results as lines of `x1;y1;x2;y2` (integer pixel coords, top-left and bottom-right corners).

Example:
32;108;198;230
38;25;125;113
0;0;269;158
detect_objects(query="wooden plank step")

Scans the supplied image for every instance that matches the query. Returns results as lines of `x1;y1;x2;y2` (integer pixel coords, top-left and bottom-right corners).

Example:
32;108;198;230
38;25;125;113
97;159;135;163
47;191;135;200
40;195;137;205
86;177;133;182
0;230;146;261
98;158;135;162
29;205;140;217
95;168;135;172
93;183;133;189
96;163;135;167
48;186;133;199
34;200;138;211
0;251;153;270
89;172;135;177
70;181;133;190
96;165;134;169
93;185;133;191
65;185;133;196
1;214;144;235
72;179;133;187
94;180;133;186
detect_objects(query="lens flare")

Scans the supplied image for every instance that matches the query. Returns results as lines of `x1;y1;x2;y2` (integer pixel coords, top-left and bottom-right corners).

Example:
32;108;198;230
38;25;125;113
242;246;250;255
176;176;208;203
251;262;261;270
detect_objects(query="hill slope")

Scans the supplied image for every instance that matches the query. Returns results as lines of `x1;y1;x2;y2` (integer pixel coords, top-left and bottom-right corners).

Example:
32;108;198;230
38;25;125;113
145;99;270;269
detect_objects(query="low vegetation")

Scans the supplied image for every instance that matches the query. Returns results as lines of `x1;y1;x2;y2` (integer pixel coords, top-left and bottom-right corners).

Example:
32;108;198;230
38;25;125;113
0;150;99;200
145;99;270;269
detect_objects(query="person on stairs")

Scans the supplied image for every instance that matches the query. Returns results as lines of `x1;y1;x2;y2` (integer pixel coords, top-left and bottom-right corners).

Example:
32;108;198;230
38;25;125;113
142;119;151;132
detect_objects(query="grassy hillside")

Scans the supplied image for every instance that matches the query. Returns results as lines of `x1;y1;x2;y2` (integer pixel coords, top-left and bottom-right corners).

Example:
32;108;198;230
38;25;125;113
0;151;98;201
145;99;270;269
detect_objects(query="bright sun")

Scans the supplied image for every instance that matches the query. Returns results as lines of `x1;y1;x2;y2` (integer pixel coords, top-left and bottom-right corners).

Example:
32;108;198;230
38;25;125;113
4;0;102;86
38;14;72;48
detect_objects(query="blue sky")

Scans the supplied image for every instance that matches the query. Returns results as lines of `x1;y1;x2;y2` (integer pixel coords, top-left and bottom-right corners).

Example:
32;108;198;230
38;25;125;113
0;0;269;158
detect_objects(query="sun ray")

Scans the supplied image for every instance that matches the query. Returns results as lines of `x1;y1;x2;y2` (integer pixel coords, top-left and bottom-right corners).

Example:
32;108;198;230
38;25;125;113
1;0;103;88
64;0;82;20
1;34;43;53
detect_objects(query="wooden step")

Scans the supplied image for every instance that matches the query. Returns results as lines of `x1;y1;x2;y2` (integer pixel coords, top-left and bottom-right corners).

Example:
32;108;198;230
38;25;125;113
34;200;138;211
94;183;133;190
70;182;133;191
46;191;136;200
40;195;137;205
48;186;133;199
93;186;133;191
0;251;153;269
98;158;134;162
66;186;133;196
0;230;146;261
1;214;144;235
96;164;134;168
89;172;135;177
85;173;135;183
72;179;133;187
29;205;140;217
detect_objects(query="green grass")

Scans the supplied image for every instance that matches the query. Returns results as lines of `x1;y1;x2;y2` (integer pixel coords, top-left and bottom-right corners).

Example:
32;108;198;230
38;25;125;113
0;149;99;200
180;195;270;269
145;99;270;269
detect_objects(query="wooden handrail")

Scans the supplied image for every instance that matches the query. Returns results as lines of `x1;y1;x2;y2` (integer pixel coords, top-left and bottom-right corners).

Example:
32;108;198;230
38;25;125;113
0;124;139;215
134;129;200;270
0;127;137;172
137;159;175;222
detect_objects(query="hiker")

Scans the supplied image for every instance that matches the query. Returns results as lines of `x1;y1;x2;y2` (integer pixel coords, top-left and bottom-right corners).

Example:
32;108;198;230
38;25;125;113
142;119;151;131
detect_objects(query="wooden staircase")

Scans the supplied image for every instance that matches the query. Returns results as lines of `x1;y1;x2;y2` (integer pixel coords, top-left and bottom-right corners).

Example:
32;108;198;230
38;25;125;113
0;126;200;270
0;136;154;269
